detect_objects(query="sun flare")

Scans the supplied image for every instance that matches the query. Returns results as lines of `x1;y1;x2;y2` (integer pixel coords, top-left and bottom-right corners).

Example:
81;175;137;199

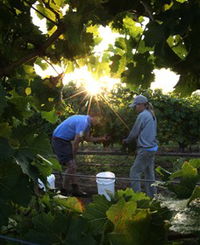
62;66;119;96
84;80;102;95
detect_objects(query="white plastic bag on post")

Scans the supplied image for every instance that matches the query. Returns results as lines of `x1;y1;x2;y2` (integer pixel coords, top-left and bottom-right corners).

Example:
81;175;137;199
38;174;55;191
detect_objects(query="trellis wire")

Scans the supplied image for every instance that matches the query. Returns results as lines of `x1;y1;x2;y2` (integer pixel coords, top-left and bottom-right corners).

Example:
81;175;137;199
53;172;194;185
0;235;39;245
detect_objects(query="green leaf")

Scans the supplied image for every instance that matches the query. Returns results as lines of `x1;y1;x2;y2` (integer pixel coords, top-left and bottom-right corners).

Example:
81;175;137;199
169;162;200;198
0;160;33;205
9;95;33;119
0;137;14;161
188;186;200;206
107;233;130;245
25;87;32;96
23;64;35;74
116;188;150;203
144;22;165;47
174;73;200;96
170;162;198;179
54;0;65;6
0;84;7;116
126;209;154;245
156;166;171;181
110;55;122;74
167;35;188;60
0;200;12;226
123;16;143;38
41;109;58;123
188;158;200;169
164;2;173;11
54;197;84;213
36;3;56;21
64;216;97;245
38;156;61;171
15;151;39;181
83;195;111;234
175;0;187;3
35;58;49;70
106;198;137;232
23;213;63;244
116;188;147;201
0;123;12;138
65;61;75;74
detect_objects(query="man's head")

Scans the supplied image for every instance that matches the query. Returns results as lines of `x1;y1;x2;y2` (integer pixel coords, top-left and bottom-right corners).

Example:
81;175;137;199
129;95;148;112
88;111;102;126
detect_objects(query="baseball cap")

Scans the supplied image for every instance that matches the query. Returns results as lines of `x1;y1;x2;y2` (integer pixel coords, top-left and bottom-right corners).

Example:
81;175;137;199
129;95;148;108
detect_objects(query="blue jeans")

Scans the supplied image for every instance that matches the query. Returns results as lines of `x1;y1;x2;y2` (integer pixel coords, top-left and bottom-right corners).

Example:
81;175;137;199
129;148;157;198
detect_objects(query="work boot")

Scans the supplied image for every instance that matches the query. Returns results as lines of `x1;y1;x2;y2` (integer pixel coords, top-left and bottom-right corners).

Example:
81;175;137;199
71;184;88;197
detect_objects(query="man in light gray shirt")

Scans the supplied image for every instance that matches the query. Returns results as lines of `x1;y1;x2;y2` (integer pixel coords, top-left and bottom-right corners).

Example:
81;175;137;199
123;95;158;197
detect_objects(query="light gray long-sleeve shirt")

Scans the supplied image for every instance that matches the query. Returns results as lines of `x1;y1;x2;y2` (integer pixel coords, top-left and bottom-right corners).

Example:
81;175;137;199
125;109;157;148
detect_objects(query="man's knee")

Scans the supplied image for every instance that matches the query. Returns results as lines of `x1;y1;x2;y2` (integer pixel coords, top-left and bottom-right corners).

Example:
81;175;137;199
132;164;143;175
67;160;77;172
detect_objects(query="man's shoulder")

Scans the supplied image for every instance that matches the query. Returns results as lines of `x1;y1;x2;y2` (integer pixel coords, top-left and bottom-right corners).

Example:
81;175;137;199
73;115;90;126
138;109;148;116
68;115;87;121
138;110;152;119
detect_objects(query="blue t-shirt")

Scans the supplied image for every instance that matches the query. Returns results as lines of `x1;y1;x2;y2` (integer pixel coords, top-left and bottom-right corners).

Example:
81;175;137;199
53;115;91;141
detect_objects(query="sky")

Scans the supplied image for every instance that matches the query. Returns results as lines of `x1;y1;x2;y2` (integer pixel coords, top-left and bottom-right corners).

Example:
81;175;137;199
31;8;180;94
152;69;179;93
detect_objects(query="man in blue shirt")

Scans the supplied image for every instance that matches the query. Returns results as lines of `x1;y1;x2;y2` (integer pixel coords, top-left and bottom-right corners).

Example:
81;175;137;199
123;95;158;198
52;113;107;196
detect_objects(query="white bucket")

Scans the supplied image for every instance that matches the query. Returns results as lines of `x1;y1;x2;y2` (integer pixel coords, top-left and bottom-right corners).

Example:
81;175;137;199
38;174;55;191
96;171;115;201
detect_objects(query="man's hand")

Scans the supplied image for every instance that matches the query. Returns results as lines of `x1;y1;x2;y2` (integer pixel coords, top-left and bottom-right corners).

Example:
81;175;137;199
101;135;109;142
122;139;127;144
97;135;111;142
84;134;111;143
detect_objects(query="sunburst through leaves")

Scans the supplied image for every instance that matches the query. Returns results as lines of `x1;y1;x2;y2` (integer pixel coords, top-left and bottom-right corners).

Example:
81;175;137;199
62;69;130;131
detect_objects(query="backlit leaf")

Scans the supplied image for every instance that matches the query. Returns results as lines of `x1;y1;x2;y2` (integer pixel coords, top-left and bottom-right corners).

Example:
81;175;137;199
55;197;84;213
25;87;32;95
188;186;200;205
0;123;12;138
106;198;137;232
41;109;58;123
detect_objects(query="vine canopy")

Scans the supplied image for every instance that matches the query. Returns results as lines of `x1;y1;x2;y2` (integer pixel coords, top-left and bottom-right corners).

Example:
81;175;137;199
1;0;200;95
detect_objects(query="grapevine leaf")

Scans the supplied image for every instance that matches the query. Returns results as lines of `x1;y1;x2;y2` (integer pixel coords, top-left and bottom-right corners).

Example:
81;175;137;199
0;160;33;205
0;123;12;138
64;216;97;245
188;159;200;169
170;162;198;179
54;197;84;213
123;16;143;38
144;22;165;47
0;200;12;226
188;186;200;206
169;162;200;198
0;137;14;161
41;109;59;123
106;198;137;232
83;194;112;234
0;84;7;116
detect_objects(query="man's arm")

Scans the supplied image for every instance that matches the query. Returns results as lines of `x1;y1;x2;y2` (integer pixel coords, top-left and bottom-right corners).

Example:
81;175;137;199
124;116;143;144
84;132;107;143
72;133;108;157
72;135;83;159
